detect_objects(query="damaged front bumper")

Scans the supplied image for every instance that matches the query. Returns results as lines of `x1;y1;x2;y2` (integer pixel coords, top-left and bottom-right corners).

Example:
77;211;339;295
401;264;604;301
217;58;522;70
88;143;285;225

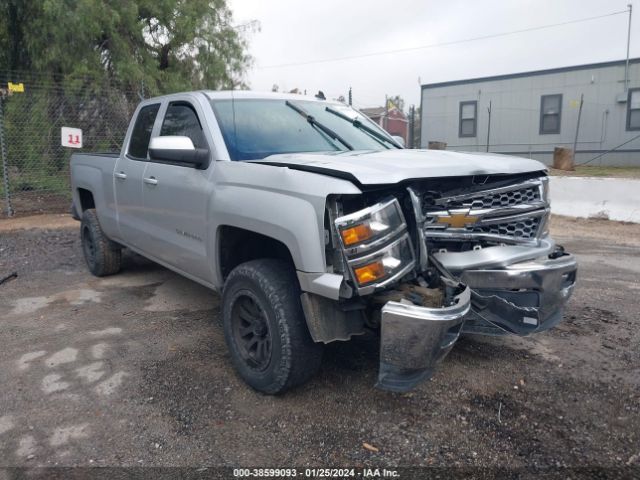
376;249;577;392
377;286;470;392
461;253;577;335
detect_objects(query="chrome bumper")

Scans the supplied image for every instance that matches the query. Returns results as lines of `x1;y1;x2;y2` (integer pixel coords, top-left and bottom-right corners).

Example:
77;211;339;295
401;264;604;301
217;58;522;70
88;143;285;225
376;250;577;392
377;286;470;392
461;253;577;335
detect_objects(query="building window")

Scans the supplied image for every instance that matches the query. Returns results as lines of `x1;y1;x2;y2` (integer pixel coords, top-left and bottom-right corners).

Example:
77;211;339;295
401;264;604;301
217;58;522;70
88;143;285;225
627;88;640;131
539;94;562;134
459;101;477;137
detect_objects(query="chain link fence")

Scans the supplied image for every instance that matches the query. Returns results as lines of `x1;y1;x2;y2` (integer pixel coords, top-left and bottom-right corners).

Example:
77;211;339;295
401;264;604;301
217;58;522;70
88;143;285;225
0;72;143;218
0;76;426;219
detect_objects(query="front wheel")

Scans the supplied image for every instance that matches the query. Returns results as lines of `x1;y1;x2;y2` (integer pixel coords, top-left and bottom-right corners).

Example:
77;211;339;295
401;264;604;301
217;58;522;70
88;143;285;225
222;259;323;394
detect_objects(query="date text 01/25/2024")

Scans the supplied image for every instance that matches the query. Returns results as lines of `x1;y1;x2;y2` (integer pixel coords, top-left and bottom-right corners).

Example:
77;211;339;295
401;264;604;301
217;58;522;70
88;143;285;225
233;468;400;478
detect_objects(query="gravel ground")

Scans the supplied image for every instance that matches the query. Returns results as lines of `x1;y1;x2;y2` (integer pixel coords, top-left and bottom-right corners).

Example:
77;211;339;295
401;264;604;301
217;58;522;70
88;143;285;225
0;215;639;472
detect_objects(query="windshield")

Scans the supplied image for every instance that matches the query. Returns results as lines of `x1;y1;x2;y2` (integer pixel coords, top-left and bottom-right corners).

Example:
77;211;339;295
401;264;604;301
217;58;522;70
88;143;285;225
210;99;397;161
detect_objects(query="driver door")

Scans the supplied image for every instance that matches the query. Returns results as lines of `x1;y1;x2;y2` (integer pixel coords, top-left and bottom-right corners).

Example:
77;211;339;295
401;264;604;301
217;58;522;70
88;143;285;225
141;100;213;282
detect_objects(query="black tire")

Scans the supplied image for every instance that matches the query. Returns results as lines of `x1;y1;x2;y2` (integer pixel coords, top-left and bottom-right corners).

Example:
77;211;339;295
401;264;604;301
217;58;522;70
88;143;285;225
80;209;122;277
222;259;323;394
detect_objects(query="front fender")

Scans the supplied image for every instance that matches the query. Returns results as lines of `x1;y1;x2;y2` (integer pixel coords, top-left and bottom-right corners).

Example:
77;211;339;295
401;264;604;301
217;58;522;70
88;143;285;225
211;161;362;276
212;186;325;272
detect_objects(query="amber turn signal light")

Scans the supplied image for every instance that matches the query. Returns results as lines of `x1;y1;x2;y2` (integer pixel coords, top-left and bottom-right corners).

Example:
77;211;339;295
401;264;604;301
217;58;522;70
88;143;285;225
340;223;372;246
354;260;385;285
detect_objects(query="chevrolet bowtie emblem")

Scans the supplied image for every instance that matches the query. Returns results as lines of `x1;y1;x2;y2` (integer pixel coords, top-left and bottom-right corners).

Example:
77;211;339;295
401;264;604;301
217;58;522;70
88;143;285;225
436;211;479;228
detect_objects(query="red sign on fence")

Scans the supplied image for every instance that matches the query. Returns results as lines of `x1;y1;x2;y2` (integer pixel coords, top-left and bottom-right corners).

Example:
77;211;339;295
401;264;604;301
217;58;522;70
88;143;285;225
61;127;83;149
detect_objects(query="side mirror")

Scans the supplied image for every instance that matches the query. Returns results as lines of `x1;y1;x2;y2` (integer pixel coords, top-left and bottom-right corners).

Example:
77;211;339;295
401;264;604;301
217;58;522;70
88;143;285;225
148;136;210;169
391;135;405;148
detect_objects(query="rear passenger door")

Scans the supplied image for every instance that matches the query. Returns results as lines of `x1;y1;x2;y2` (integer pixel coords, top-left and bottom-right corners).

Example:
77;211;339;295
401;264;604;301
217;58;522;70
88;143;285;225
141;100;213;282
114;103;160;248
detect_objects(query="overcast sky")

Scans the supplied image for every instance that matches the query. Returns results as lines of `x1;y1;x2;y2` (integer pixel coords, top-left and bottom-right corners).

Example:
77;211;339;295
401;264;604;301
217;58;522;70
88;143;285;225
227;0;638;110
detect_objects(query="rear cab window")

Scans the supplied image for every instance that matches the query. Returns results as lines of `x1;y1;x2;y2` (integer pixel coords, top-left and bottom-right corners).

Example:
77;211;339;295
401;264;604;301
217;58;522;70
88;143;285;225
128;104;161;159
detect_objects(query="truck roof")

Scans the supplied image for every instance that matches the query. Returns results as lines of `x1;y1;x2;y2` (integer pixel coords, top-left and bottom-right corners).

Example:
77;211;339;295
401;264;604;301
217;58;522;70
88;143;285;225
204;90;330;103
143;90;335;104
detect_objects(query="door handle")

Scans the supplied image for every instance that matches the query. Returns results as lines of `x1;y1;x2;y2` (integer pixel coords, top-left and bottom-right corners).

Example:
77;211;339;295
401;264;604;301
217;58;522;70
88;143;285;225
143;176;158;186
114;171;127;180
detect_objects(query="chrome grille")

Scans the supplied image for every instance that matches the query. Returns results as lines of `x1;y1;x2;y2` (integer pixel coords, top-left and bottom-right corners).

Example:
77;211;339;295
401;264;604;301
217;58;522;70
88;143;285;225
411;178;549;245
469;185;540;209
471;217;540;239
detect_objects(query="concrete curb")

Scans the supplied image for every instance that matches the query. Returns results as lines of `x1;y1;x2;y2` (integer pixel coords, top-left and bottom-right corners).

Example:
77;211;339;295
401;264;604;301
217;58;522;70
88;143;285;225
549;176;640;223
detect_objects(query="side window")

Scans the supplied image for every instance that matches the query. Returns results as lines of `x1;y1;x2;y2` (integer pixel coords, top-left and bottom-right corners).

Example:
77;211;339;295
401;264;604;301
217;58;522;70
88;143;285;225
160;102;207;149
539;94;562;134
459;101;477;137
627;88;640;131
128;104;160;159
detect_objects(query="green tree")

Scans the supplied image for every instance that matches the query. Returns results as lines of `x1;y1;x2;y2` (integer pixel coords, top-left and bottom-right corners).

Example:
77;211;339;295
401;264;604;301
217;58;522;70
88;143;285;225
0;0;251;94
0;1;252;203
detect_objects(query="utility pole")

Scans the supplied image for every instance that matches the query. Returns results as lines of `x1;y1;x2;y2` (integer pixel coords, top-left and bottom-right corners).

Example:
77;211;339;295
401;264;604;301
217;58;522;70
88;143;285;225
625;4;633;92
384;95;389;130
486;101;492;153
573;93;584;160
348;87;352;106
408;105;415;148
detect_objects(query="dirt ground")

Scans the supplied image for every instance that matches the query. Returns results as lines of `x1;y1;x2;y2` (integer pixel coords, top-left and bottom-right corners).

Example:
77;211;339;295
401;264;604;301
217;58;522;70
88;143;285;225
0;214;77;232
0;214;639;472
0;192;71;220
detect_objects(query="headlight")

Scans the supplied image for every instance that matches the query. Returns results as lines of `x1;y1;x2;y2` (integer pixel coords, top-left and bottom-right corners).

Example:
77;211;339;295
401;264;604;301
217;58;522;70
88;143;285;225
350;235;414;287
334;198;415;293
335;198;406;254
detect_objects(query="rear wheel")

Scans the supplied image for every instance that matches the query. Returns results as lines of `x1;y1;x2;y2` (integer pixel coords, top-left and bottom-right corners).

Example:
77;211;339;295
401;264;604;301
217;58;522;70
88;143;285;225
222;259;323;394
81;209;122;276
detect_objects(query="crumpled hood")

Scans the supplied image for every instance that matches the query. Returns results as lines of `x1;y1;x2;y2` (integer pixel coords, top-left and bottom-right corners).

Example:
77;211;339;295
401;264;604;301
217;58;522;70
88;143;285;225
253;149;546;185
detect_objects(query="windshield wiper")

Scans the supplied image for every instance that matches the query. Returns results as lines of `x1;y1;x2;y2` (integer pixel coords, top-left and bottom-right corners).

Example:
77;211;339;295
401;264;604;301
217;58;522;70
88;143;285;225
285;101;353;150
325;106;402;149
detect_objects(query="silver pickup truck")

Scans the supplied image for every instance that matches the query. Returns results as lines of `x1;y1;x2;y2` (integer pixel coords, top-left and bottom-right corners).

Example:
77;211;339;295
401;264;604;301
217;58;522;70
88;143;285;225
70;91;577;394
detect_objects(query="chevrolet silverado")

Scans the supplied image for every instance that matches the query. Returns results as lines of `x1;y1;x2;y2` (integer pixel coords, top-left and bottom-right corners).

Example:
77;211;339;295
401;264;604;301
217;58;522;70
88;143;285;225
70;91;577;394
